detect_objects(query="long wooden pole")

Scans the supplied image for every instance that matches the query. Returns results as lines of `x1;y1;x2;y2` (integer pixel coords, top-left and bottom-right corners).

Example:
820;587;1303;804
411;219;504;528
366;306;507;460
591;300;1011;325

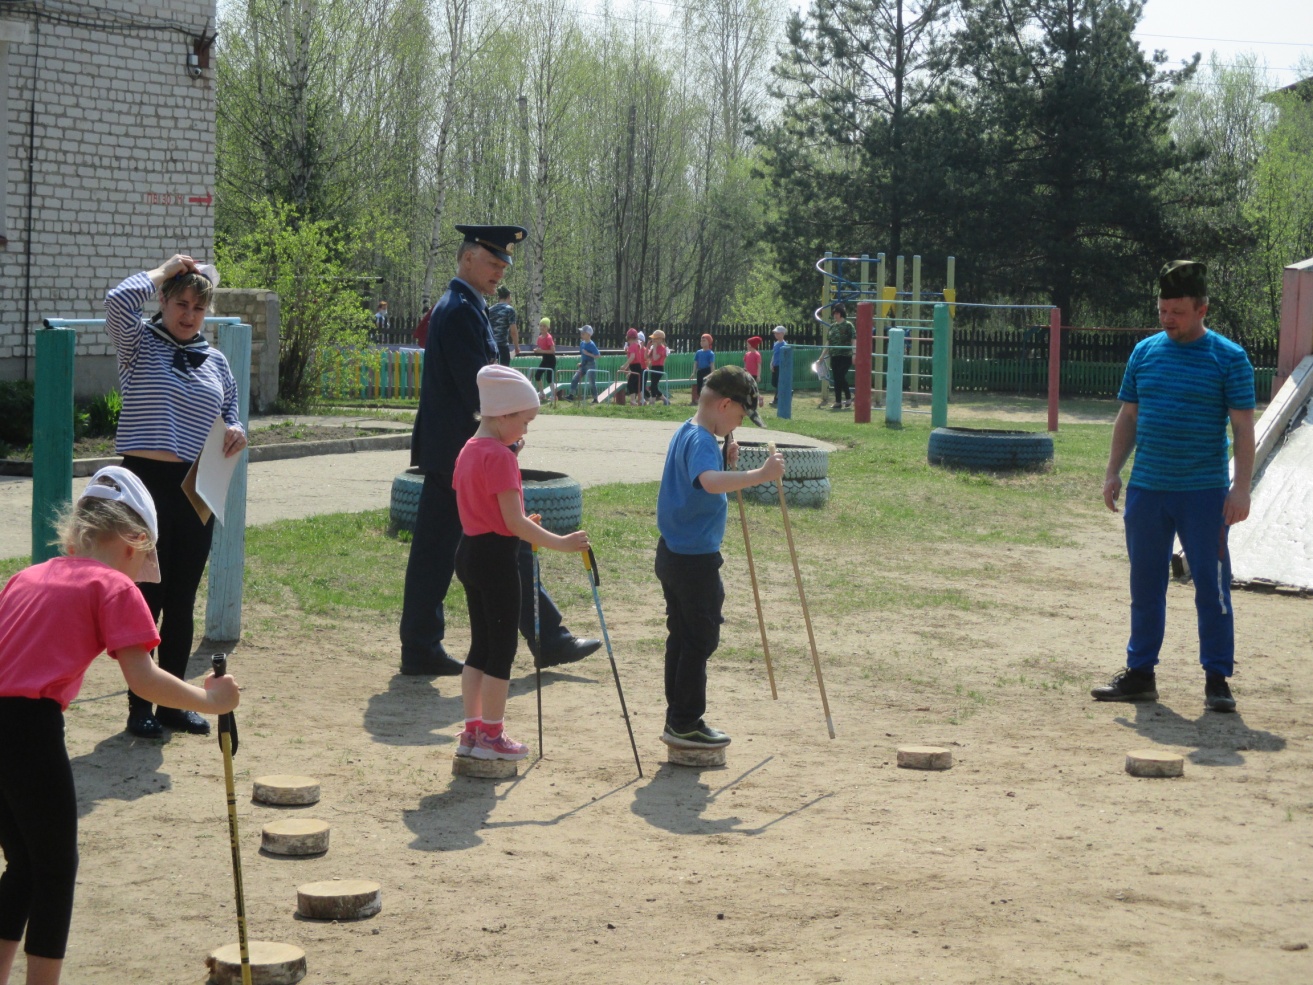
768;443;835;739
726;434;776;699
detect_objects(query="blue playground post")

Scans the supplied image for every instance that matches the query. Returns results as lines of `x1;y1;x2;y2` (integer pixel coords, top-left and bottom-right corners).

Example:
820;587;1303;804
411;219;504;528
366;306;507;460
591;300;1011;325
31;327;77;564
204;322;252;644
931;303;950;428
885;329;905;428
776;344;793;419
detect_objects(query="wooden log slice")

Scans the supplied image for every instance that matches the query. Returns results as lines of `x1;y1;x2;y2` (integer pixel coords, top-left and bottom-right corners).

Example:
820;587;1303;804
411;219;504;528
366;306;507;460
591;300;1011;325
261;818;330;856
296;880;382;921
205;941;306;985
896;746;953;770
451;756;519;779
1125;750;1184;778
252;775;320;806
665;744;727;768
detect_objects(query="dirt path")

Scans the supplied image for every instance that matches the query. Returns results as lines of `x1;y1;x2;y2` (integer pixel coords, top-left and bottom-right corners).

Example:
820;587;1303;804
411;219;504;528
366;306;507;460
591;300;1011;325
56;512;1313;984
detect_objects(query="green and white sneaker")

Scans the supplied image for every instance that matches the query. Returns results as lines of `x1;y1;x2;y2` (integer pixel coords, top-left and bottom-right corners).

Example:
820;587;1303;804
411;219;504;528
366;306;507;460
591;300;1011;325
662;721;731;749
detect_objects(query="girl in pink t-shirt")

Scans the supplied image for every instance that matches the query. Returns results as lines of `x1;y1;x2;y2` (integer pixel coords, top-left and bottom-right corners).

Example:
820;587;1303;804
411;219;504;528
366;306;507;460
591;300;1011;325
645;329;670;405
0;467;240;984
624;327;647;405
532;317;556;398
452;366;590;761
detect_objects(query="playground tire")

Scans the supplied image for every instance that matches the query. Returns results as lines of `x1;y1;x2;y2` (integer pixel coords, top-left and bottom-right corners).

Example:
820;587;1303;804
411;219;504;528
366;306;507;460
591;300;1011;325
735;442;830;481
389;468;583;535
740;477;831;509
927;427;1053;471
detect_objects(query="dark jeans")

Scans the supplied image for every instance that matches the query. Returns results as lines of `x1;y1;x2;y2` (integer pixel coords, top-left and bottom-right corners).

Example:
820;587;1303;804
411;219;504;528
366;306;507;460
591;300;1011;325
0;698;78;959
455;533;522;680
1124;486;1234;676
121;455;215;714
831;354;852;403
400;472;570;661
496;343;513;367
655;538;724;730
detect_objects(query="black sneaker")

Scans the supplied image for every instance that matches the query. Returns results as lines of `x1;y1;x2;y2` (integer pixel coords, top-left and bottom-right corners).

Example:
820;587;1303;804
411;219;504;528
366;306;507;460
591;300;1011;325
126;708;163;738
1090;668;1158;702
1205;674;1236;713
661;722;731;749
156;707;212;735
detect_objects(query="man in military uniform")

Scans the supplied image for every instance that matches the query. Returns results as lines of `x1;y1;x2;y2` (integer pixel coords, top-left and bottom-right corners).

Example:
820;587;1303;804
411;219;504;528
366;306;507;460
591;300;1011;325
1094;260;1255;713
399;224;600;675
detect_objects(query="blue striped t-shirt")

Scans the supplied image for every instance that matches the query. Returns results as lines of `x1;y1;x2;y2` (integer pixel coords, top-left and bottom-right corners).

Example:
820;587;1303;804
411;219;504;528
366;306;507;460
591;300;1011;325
1119;329;1254;491
106;272;242;462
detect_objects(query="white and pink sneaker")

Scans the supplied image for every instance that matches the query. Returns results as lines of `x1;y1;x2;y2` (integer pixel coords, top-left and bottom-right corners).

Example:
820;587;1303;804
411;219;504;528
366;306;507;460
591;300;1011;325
456;729;477;757
471;731;529;761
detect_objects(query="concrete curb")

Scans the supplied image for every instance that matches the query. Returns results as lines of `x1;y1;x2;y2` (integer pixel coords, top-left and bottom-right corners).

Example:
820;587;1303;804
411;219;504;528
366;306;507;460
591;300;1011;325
0;431;413;477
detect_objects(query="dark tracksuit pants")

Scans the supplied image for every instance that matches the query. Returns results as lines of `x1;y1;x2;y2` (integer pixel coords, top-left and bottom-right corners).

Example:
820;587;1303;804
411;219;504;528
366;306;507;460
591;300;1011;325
655;538;724;730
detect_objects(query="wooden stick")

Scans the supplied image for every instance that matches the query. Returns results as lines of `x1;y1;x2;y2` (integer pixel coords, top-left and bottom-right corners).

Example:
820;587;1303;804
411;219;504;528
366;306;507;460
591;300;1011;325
726;434;776;699
768;442;835;738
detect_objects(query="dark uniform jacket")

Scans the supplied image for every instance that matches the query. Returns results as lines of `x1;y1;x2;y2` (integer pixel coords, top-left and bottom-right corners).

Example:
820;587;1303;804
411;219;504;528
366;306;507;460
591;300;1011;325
410;278;497;475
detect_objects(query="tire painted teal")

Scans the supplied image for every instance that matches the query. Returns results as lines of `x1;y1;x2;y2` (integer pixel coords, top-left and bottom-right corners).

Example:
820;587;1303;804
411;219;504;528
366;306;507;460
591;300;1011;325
740;477;831;509
927;427;1054;471
389;467;583;535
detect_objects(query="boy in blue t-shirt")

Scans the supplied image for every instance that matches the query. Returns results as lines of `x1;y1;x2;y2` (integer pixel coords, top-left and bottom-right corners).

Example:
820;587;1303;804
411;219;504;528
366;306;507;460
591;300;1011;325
565;325;600;401
691;333;716;405
656;366;784;749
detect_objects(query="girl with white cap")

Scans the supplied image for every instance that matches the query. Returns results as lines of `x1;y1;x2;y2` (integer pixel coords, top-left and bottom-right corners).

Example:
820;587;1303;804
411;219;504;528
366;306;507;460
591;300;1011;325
451;366;590;760
0;467;240;985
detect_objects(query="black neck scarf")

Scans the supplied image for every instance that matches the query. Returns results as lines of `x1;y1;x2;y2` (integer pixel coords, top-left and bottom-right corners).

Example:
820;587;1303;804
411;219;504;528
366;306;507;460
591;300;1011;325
147;315;210;379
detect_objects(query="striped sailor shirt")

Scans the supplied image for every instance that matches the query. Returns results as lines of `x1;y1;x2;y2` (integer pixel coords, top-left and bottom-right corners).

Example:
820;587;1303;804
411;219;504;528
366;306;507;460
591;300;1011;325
1119;329;1254;492
105;272;243;463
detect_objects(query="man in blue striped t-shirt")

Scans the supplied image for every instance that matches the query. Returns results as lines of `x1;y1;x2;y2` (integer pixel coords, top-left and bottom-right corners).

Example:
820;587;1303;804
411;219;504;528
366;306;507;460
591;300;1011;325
1094;260;1255;713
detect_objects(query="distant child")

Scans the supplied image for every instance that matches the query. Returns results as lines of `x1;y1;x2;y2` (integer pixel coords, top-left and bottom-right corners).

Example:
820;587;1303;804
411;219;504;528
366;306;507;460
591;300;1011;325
624;328;647;405
692;333;715;404
646;329;670;405
743;336;762;383
768;325;787;406
566;324;599;402
533;317;556;397
655;366;784;749
0;466;241;985
453;365;590;761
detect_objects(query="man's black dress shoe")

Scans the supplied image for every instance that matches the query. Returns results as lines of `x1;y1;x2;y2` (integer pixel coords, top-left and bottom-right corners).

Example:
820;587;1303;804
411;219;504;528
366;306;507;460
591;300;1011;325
400;648;465;676
535;637;602;669
126;709;164;738
156;707;212;735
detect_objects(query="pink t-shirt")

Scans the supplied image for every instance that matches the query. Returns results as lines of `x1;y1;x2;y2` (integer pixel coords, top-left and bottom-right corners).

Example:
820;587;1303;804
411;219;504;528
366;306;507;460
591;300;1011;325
625;341;646;366
744;349;761;377
0;556;160;710
647;344;668;367
453;437;523;537
536;332;555;353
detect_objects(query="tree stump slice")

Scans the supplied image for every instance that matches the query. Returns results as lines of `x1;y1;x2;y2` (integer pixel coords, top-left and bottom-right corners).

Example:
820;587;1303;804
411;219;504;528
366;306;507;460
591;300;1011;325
252;775;320;806
1125;750;1184;778
261;818;330;856
205;941;306;985
897;746;952;770
664;744;727;768
451;756;519;779
296;879;382;921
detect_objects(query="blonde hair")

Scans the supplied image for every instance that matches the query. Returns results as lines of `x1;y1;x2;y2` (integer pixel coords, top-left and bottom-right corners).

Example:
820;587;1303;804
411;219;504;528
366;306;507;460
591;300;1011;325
55;497;155;557
159;270;215;308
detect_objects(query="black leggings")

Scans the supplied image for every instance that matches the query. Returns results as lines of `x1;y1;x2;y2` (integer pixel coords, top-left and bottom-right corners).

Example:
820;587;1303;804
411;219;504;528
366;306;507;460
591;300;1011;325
646;367;665;400
626;362;643;395
533;355;556;388
454;532;522;681
0;698;78;959
831;354;852;403
121;455;214;714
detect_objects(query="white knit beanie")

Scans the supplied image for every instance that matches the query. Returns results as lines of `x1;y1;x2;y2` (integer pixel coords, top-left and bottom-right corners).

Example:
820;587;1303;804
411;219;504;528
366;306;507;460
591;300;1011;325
477;364;540;417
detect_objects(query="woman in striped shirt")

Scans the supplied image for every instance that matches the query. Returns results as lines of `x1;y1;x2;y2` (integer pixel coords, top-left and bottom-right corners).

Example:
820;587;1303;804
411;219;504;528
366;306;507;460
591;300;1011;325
105;254;247;739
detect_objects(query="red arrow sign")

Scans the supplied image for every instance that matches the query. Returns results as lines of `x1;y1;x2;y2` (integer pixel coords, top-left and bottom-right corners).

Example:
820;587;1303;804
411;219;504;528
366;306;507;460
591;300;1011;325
188;193;213;206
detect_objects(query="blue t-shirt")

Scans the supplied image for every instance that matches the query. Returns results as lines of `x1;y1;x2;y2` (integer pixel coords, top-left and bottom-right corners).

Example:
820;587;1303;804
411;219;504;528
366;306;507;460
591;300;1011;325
771;339;786;367
1118;329;1255;491
694;348;715;371
579;339;599;368
657;420;726;554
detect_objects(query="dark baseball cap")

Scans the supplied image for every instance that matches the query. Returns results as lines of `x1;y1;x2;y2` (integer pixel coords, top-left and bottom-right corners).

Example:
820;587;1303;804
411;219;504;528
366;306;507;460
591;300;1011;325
704;365;763;427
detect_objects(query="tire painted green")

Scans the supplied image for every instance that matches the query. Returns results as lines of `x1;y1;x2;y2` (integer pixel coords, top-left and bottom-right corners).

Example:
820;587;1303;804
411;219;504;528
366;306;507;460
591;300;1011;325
735;441;830;480
389;467;583;535
927;427;1054;471
740;477;831;509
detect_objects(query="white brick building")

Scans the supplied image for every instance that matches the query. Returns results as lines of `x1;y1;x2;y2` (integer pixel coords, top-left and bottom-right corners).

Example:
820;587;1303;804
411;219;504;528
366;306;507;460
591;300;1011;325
1;2;216;396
